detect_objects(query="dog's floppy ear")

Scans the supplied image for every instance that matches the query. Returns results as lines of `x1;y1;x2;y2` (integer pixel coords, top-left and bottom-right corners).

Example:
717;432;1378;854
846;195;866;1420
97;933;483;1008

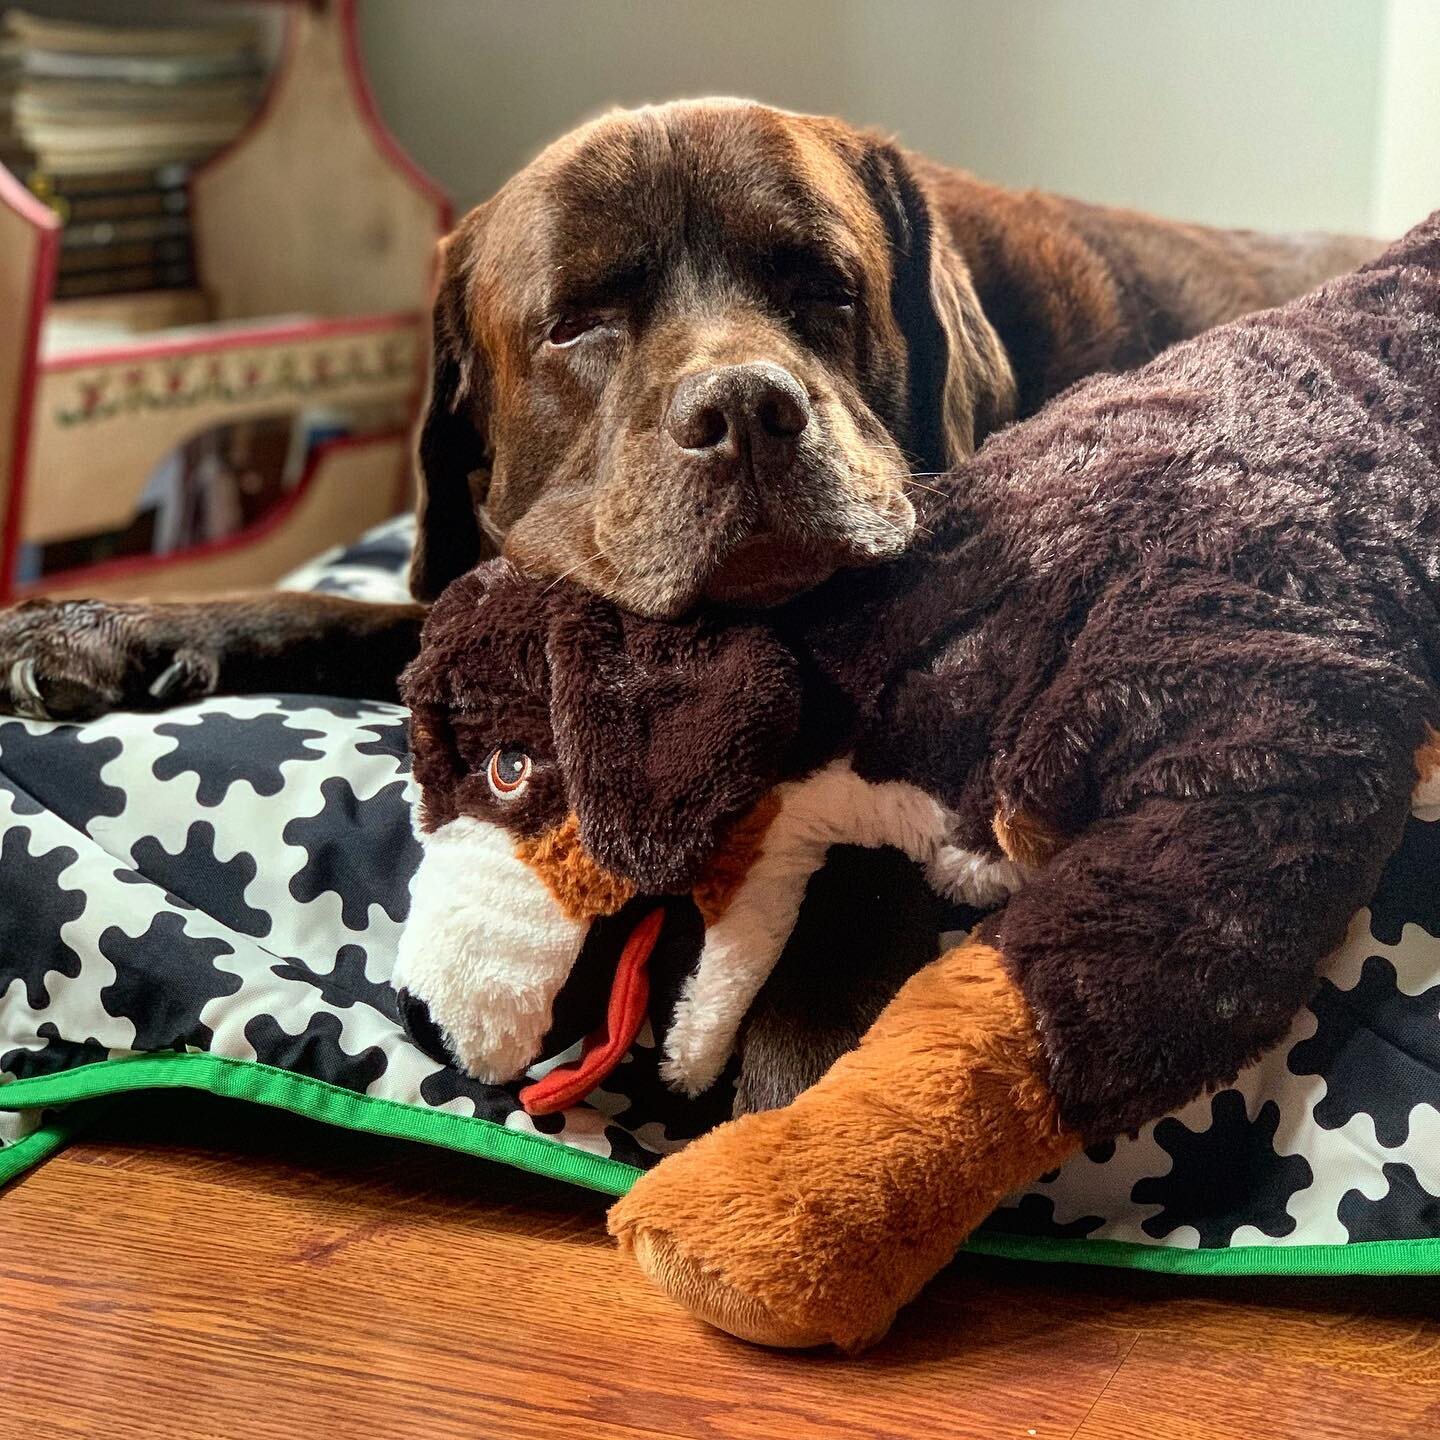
546;597;804;894
859;140;1017;465
409;234;497;603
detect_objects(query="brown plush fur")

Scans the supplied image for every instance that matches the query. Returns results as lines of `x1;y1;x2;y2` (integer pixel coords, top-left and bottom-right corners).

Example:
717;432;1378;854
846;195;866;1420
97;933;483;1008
800;212;1440;1137
609;938;1077;1351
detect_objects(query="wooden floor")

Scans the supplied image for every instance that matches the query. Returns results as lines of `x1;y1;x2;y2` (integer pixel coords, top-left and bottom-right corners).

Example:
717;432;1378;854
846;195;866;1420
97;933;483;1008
3;1095;1438;1439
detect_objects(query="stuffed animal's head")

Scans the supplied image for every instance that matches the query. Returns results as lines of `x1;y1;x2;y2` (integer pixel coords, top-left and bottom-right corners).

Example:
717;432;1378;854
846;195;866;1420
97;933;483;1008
393;560;810;1101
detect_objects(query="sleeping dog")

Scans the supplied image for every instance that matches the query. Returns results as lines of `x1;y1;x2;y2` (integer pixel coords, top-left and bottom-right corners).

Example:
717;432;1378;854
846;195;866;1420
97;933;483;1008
0;98;1380;1103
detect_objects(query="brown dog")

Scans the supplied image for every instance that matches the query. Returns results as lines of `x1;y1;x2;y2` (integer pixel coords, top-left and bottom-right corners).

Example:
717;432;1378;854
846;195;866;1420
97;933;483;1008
0;99;1376;717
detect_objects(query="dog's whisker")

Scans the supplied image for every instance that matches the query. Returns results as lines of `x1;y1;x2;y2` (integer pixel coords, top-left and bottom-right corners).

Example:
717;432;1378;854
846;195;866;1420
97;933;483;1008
541;546;615;595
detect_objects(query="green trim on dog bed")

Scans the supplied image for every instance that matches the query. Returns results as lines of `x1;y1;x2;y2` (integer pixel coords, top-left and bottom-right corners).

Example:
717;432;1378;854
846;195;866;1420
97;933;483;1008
963;1230;1440;1277
7;1054;1440;1278
0;1110;90;1188
0;1052;642;1197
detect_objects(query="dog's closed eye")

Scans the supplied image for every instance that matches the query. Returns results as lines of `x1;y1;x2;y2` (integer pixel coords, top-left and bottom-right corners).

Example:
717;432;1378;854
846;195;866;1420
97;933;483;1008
547;312;610;347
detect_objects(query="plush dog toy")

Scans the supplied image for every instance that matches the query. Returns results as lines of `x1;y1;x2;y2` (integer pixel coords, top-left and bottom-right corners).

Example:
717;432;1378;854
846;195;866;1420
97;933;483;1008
396;563;1019;1111
397;213;1440;1351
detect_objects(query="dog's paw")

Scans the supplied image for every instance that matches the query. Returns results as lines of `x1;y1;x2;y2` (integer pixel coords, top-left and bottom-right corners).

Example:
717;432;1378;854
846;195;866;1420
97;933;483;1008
0;599;218;721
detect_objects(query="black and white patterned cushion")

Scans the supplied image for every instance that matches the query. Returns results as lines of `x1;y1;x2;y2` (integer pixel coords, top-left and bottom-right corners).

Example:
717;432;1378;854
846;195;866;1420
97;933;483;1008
1;516;1437;1273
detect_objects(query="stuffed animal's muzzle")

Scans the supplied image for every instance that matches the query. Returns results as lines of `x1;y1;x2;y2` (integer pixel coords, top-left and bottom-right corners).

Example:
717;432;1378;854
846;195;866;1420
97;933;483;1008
393;815;591;1083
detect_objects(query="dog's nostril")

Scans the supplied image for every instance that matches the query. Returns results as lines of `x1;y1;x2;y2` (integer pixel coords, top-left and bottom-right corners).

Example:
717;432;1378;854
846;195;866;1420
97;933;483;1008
667;363;810;455
758;386;809;440
397;988;453;1067
673;401;730;452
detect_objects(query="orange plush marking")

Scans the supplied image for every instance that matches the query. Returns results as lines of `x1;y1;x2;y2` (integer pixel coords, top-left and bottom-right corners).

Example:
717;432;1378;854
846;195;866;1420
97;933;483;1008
692;791;784;925
1415;724;1440;785
516;813;636;921
519;907;665;1116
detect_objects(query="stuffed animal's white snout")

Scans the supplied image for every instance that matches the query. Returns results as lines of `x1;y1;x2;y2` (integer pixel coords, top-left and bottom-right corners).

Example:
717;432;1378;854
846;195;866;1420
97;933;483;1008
394;815;587;1082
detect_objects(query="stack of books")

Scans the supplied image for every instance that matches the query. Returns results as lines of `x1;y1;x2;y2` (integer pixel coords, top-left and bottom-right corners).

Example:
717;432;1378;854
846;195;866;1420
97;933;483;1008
0;8;263;298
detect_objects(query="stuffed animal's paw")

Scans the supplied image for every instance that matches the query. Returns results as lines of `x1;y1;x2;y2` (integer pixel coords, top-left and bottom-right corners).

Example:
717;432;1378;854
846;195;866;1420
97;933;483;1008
608;1101;919;1353
657;994;739;1098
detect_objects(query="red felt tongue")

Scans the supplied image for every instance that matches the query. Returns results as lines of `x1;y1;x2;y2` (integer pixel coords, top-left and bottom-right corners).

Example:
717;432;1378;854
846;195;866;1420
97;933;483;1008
519;907;664;1117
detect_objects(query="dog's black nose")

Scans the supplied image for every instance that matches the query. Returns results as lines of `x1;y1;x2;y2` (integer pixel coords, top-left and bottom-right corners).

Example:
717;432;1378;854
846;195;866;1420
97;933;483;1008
396;988;453;1067
666;362;811;458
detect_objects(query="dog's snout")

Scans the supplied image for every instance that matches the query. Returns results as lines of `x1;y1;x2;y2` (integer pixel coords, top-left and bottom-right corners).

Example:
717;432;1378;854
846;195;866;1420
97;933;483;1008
396;987;453;1067
666;363;812;458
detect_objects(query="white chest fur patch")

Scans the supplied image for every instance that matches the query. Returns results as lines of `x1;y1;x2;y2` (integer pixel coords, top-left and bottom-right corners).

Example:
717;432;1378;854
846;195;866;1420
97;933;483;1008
393;815;587;1083
662;758;1023;1095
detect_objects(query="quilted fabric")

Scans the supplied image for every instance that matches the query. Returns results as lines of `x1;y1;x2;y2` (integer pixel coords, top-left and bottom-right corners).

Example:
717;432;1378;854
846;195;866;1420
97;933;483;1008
1;516;1437;1272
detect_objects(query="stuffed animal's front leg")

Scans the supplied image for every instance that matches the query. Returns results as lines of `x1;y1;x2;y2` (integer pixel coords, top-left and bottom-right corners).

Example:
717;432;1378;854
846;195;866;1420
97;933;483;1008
662;759;1002;1097
610;933;1079;1351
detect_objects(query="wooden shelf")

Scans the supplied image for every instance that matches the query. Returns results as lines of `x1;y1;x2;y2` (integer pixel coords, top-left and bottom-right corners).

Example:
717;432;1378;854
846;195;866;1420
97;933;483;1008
0;0;450;599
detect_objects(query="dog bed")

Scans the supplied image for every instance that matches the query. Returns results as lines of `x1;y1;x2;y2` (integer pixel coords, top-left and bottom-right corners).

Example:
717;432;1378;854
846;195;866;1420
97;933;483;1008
1;517;1437;1276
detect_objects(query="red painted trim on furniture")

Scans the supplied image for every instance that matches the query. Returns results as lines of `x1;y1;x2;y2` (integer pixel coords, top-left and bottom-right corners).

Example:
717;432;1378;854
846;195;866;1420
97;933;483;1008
0;164;63;603
40;309;422;374
337;0;454;231
13;427;409;596
0;162;65;233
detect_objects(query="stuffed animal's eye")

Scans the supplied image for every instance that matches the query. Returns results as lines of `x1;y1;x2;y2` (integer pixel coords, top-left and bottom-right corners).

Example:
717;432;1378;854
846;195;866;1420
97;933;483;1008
487;747;532;799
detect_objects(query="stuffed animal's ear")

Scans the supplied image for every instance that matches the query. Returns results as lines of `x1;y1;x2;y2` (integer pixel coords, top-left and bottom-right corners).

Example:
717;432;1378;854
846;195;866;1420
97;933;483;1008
546;598;804;894
858;139;1017;464
409;233;498;603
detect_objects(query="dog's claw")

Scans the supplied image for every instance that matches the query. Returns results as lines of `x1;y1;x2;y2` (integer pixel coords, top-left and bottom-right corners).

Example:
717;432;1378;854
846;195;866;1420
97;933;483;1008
147;657;190;701
7;658;49;721
0;599;218;720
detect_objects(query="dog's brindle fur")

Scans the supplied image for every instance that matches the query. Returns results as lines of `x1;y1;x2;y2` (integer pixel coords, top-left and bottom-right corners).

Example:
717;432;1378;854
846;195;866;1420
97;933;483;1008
0;100;1379;1103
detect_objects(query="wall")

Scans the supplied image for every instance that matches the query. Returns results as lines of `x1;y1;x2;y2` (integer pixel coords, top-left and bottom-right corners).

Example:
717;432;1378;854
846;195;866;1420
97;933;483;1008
357;0;1391;234
1372;0;1440;236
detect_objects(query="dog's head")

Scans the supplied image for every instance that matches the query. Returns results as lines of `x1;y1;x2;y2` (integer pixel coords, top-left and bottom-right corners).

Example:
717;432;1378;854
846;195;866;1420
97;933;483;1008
410;98;1015;618
393;560;810;1087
